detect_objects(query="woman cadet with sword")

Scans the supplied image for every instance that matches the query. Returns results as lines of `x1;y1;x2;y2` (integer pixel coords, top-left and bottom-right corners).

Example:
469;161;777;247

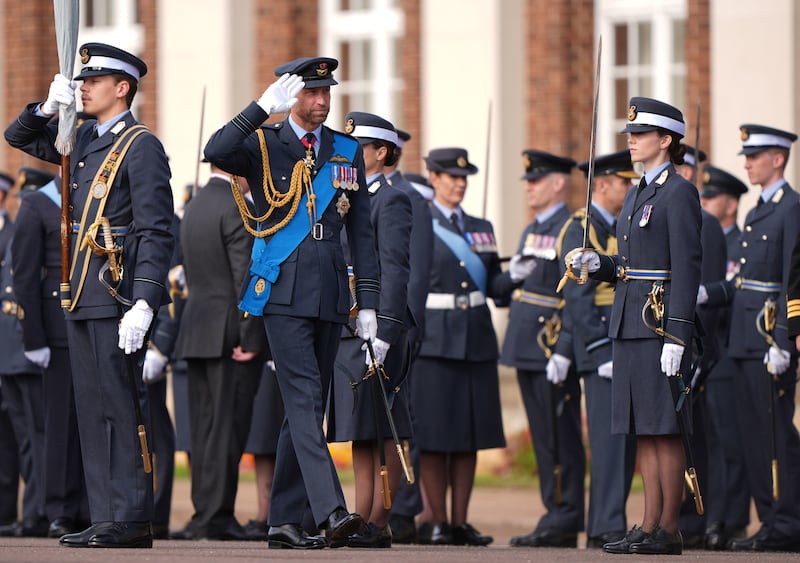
567;96;701;555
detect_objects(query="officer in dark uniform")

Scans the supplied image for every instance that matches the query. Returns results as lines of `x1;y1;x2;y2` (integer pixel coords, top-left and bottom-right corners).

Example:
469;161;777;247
4;43;174;548
697;165;750;549
383;128;435;543
10;173;90;538
327;111;413;548
412;147;526;547
504;150;584;548
571;97;702;555
701;124;800;551
0;168;56;539
204;57;380;550
674;145;728;548
554;150;638;548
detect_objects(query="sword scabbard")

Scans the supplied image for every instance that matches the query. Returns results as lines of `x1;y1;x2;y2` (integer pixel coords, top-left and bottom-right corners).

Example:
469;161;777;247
380;465;392;509
138;424;152;474
687;467;704;515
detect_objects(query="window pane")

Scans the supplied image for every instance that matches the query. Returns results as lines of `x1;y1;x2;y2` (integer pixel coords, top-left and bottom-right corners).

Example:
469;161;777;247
672;19;685;63
614;24;628;66
638;22;652;66
638;76;652;98
614;78;629;120
671;74;686;110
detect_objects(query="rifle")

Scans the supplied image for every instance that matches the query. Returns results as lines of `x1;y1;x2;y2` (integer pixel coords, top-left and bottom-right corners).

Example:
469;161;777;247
557;36;602;293
755;297;781;501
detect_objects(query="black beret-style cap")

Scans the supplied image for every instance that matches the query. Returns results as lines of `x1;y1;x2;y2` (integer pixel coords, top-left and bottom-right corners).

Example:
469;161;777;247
344;111;398;146
700;165;748;199
17;167;55;192
74;43;147;81
621;96;685;137
274;57;338;87
577;149;638;179
521;150;575;181
0;172;13;193
738;123;798;155
424;147;478;176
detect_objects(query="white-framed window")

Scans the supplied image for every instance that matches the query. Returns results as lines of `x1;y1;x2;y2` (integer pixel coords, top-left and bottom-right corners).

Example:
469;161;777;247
319;0;405;130
596;0;687;152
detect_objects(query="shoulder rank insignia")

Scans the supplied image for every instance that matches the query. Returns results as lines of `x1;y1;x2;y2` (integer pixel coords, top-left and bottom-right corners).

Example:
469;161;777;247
110;121;127;136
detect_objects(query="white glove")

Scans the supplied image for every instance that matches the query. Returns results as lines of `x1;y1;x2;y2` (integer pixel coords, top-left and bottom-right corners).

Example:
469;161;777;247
355;308;378;342
509;254;536;282
696;285;708;306
660;343;685;376
257;73;305;115
764;346;791;376
569;248;600;273
142;348;168;384
24;347;51;369
41;74;77;116
118;299;154;354
545;353;571;384
597;360;613;379
364;337;390;366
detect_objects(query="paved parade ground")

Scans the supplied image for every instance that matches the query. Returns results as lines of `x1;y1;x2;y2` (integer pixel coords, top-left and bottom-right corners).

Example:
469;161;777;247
2;476;800;562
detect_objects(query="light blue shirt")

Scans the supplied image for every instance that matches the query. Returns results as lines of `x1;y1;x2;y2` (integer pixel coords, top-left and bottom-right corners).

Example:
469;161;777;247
95;110;130;137
288;118;321;153
643;161;671;185
759;179;786;204
535;202;566;224
433;199;463;231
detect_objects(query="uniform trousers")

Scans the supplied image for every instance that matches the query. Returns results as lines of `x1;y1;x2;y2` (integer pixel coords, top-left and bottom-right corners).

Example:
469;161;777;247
141;377;175;529
733;357;800;536
265;315;345;528
517;368;584;532
703;358;750;530
42;347;87;523
0;386;20;523
583;370;636;537
67;318;153;522
186;355;261;531
0;373;45;521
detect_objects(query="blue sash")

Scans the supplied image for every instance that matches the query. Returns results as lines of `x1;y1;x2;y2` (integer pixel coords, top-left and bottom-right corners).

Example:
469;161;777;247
239;134;358;315
432;218;487;295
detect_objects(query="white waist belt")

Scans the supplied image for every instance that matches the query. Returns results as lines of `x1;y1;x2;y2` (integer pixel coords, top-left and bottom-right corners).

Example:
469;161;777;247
426;291;486;310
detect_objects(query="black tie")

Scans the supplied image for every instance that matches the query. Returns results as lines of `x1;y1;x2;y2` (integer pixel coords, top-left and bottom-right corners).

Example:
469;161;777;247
450;212;463;235
91;126;98;141
756;197;764;208
637;177;646;193
302;132;316;154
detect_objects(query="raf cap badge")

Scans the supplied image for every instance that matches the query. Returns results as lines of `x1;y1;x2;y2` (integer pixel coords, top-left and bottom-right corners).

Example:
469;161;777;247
740;127;750;141
703;170;711;184
344;118;354;134
80;48;90;64
523;153;531;170
316;62;329;77
457;156;468;168
628;105;637;121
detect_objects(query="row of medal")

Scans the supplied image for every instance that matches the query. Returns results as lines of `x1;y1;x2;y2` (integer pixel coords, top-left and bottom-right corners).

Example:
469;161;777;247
465;231;498;253
331;164;359;190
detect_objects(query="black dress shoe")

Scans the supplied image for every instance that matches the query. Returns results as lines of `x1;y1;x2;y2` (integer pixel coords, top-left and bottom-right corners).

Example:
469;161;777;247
267;524;326;549
49;517;79;538
416;521;433;544
682;531;705;549
242;519;269;541
347;522;392;548
728;526;800;552
0;515;49;538
151;523;169;540
169;520;205;540
206;520;249;541
86;521;153;548
60;523;107;547
630;526;682;555
430;521;452;545
510;527;577;547
388;515;417;544
0;522;22;537
586;530;626;548
703;521;725;550
452;522;493;546
323;508;363;548
603;525;650;554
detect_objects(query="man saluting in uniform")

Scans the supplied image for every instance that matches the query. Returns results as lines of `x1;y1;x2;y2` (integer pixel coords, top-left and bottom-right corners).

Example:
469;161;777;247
4;43;175;548
204;57;380;550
